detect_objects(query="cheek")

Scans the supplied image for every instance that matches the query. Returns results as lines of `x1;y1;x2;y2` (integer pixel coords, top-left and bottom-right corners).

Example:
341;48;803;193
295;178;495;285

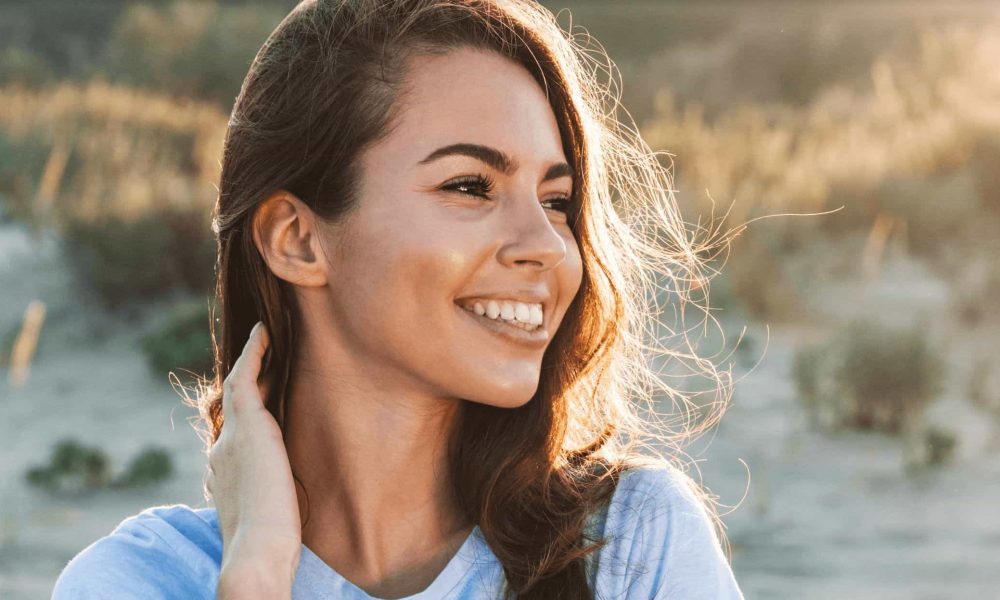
369;246;459;321
340;244;465;378
349;205;467;298
356;226;479;351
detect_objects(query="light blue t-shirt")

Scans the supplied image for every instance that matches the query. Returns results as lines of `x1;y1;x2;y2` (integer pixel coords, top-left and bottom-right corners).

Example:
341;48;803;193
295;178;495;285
52;465;744;599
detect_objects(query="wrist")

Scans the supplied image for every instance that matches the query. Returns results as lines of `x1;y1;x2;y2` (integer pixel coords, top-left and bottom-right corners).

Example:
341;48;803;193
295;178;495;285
219;543;300;599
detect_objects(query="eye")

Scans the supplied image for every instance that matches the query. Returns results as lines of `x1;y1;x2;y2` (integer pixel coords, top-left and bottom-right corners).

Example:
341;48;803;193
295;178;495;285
441;173;495;200
441;174;575;215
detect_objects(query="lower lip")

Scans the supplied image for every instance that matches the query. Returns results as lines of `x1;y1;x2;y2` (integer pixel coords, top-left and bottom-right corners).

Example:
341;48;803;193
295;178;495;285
454;304;550;349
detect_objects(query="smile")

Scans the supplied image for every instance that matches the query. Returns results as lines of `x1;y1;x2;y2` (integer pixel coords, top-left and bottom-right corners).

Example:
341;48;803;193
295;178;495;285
455;303;550;349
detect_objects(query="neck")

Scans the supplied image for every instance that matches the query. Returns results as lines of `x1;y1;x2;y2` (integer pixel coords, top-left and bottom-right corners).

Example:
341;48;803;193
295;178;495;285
282;322;470;583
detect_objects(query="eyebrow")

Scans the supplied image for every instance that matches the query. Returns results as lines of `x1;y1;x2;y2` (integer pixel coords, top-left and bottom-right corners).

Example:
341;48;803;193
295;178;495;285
417;142;574;183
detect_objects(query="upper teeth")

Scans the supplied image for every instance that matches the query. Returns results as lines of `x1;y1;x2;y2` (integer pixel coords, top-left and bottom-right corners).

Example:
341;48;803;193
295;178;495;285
461;299;543;326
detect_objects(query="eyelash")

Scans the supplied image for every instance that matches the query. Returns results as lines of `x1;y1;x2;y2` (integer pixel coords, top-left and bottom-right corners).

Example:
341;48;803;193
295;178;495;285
441;173;574;214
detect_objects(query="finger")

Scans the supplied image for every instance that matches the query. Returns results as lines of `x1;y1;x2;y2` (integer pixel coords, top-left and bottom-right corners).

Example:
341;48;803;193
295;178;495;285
247;321;270;373
222;321;267;423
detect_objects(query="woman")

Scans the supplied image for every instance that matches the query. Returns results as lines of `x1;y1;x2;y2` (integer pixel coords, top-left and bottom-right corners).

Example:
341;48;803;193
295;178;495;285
54;0;745;598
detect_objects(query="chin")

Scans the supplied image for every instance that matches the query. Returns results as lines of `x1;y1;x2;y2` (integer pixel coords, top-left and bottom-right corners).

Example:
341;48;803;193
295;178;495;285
462;381;539;410
441;354;544;409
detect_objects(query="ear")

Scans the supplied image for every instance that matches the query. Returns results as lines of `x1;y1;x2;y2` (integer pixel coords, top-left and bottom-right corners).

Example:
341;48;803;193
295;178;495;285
251;190;329;287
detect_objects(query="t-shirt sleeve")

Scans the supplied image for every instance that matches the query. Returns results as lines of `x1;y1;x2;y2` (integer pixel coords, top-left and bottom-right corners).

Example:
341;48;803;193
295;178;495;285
601;466;745;600
52;508;218;600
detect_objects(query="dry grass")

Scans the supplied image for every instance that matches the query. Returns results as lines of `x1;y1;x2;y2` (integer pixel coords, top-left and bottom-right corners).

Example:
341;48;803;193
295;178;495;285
3;24;997;233
642;23;1000;229
0;80;226;226
1;22;998;317
0;81;226;306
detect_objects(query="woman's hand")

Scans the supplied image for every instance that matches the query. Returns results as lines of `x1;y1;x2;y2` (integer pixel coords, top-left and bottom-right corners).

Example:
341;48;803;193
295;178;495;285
207;322;301;598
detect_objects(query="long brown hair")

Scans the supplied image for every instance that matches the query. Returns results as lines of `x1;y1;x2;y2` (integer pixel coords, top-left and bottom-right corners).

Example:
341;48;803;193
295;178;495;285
190;1;741;597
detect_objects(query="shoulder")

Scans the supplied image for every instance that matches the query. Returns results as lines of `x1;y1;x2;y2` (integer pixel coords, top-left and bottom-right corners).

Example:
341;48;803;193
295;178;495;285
52;504;222;600
615;463;716;529
602;463;718;552
591;464;744;600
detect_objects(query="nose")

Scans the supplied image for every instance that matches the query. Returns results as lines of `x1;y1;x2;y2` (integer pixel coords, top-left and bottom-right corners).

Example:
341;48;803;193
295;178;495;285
495;194;568;272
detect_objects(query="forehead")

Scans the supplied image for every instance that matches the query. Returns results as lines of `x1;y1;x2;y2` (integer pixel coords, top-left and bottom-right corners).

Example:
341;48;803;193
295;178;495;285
379;47;567;166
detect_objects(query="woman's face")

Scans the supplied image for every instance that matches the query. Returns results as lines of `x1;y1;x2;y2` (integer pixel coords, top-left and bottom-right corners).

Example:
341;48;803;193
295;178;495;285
318;47;583;409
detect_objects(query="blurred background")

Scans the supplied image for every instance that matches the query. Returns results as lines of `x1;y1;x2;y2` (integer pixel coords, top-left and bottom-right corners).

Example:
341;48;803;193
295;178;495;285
1;0;999;597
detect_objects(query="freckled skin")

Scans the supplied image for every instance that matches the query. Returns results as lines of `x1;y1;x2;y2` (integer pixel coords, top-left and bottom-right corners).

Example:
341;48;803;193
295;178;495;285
315;47;582;408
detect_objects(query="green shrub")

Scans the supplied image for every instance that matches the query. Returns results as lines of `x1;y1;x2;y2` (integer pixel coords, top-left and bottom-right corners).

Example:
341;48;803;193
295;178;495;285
903;423;960;475
24;439;175;493
61;212;175;307
160;206;217;293
0;131;51;227
792;318;946;435
24;465;60;490
791;339;853;433
112;446;174;488
835;318;946;434
923;426;958;467
24;438;111;493
141;297;214;378
59;206;215;308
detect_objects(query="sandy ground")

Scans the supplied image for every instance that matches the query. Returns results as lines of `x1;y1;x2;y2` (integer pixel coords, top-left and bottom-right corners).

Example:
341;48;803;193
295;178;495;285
693;240;1000;599
1;220;998;598
0;224;211;598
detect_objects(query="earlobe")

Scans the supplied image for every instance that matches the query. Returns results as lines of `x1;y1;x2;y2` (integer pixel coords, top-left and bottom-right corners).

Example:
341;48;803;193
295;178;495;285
251;190;329;287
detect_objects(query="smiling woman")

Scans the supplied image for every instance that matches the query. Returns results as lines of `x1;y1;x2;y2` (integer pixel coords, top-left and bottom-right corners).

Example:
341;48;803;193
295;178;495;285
52;1;744;599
